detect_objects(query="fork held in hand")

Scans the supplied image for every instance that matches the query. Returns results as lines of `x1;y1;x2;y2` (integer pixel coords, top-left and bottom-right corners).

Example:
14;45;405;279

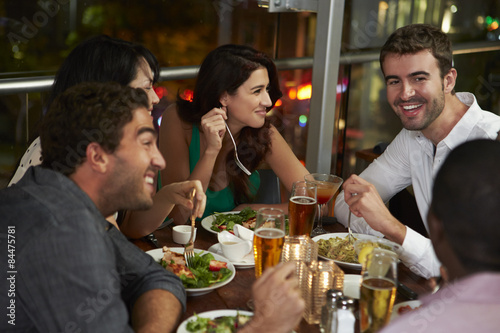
347;210;355;244
184;188;197;267
224;122;251;176
347;193;357;244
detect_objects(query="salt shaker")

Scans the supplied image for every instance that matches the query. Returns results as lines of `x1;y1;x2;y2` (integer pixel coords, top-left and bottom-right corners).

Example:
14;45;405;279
336;296;356;333
320;289;343;333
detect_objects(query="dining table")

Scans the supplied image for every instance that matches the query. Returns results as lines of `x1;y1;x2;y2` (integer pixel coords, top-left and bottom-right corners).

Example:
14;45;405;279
131;218;434;333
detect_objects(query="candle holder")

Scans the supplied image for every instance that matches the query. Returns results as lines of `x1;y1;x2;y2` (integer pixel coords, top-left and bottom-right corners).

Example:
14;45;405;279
281;235;318;263
300;260;344;324
281;235;318;289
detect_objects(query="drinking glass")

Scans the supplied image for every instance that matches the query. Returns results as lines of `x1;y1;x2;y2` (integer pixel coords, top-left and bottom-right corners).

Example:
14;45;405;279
304;173;343;237
253;208;286;278
288;180;317;236
359;248;398;333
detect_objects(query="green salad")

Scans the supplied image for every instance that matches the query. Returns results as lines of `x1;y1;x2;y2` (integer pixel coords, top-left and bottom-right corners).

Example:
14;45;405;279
210;207;257;233
186;312;252;333
161;252;232;289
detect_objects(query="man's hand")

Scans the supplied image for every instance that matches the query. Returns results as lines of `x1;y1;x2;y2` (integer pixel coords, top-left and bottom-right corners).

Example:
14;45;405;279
343;174;406;244
240;262;305;333
162;180;206;219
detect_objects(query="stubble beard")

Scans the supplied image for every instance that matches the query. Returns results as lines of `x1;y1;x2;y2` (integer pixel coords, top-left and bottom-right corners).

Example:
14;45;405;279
398;92;445;131
102;163;154;213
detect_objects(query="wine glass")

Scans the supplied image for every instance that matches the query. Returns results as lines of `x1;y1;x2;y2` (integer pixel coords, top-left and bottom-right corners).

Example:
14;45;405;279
304;173;343;237
253;208;286;278
359;248;398;332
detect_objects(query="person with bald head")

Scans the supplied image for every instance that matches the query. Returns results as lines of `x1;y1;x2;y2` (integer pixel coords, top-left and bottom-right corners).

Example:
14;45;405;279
381;139;500;332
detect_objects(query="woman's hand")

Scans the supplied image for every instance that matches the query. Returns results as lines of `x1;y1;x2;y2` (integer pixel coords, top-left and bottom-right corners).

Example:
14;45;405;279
161;180;206;219
200;108;227;154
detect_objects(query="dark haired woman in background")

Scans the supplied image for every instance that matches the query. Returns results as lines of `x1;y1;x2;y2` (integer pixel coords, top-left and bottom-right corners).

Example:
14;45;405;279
9;35;160;186
9;35;206;229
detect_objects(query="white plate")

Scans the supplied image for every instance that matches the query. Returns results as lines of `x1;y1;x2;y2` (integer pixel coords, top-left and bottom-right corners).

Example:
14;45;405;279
390;300;422;321
312;232;383;270
343;274;361;299
146;248;235;296
201;211;241;234
177;309;253;333
208;243;255;269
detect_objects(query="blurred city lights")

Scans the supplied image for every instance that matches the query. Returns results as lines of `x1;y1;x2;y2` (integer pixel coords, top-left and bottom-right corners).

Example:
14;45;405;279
299;115;308;127
297;83;312;100
485;16;499;31
154;86;167;99
182;89;194;102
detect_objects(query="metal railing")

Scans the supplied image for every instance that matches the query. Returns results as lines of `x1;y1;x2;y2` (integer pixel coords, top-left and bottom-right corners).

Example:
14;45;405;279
1;40;499;95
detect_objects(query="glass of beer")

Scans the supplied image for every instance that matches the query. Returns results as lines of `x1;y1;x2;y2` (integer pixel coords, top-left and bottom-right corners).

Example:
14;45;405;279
253;208;286;278
288;180;317;236
359;248;398;333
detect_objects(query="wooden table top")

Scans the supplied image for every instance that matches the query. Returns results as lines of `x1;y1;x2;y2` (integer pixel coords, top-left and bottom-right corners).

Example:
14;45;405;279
131;220;433;332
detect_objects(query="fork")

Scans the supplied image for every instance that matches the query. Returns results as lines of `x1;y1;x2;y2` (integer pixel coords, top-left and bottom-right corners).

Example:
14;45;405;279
184;188;197;267
347;193;357;244
347;210;355;244
224;122;251;176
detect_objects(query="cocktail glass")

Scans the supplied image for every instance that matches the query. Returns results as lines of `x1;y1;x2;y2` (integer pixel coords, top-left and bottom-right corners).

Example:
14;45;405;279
305;173;343;237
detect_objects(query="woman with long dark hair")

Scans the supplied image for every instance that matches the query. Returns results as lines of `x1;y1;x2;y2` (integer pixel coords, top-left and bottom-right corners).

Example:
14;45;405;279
121;44;309;236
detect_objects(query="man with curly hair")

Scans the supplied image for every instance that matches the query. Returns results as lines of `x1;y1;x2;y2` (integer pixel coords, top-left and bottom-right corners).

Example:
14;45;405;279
0;82;206;332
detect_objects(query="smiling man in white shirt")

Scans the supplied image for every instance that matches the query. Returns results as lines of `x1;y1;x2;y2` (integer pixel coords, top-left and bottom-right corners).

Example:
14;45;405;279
335;24;500;278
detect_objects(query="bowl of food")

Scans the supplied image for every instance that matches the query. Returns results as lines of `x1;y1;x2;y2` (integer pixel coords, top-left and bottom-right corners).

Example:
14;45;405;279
147;247;235;296
201;207;257;234
177;309;253;333
313;233;400;270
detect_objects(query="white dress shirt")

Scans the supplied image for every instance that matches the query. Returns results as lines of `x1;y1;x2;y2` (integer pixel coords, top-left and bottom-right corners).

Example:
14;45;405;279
335;92;500;278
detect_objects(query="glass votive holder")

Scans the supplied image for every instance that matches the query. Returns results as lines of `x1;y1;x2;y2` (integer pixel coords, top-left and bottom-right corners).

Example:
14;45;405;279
300;260;344;324
281;235;319;290
281;235;318;263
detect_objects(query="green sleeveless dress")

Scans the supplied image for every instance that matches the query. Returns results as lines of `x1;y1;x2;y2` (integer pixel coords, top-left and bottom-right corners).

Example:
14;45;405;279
189;126;260;219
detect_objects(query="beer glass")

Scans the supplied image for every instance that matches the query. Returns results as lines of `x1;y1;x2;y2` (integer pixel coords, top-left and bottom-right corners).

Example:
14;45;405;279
288;181;317;236
359;248;398;333
253;208;286;278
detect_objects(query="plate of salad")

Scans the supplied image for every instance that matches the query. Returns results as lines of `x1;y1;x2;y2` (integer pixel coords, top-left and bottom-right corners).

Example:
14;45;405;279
147;247;235;296
177;309;253;333
201;208;257;234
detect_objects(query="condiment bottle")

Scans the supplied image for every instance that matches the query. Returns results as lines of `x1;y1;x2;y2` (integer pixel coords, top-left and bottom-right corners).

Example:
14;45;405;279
320;289;343;333
336;296;356;333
